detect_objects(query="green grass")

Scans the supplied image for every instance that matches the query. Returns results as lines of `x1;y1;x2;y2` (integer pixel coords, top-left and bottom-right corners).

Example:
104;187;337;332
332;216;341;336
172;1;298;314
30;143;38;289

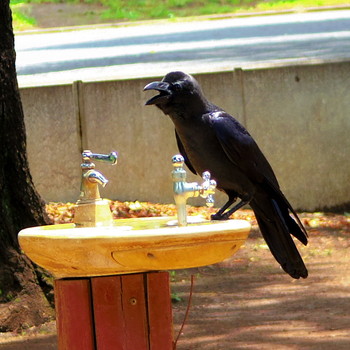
10;0;37;30
251;0;348;12
99;0;350;21
10;0;350;31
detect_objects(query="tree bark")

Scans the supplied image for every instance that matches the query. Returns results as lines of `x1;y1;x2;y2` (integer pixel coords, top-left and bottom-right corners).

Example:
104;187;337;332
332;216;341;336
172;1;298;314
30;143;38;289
0;0;54;332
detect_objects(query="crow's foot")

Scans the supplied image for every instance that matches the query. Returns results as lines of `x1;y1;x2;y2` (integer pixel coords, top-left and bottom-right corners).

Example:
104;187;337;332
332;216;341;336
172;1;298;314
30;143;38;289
211;212;231;221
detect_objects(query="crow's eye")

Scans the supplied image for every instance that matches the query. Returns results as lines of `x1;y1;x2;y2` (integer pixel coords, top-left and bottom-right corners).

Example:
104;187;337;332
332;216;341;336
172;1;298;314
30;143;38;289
172;82;182;91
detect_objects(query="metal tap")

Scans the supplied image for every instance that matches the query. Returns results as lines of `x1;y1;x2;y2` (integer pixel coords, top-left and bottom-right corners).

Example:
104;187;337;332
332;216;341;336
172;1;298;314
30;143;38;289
75;150;118;227
78;150;118;203
172;154;216;226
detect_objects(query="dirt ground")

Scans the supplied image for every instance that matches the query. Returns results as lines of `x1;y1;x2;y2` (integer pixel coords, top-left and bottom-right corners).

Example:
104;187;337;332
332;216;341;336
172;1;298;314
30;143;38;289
0;213;349;350
16;3;122;30
171;225;350;350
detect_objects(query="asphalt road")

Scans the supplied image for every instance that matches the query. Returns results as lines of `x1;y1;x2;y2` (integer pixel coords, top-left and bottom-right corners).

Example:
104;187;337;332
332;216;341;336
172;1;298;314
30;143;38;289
15;9;350;85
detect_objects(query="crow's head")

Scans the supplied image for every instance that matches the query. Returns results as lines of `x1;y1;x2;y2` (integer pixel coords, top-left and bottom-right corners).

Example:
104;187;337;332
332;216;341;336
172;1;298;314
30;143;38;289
143;71;207;117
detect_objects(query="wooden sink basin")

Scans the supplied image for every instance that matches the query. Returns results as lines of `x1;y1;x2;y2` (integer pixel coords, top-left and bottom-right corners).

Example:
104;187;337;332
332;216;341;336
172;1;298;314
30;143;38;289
18;216;250;278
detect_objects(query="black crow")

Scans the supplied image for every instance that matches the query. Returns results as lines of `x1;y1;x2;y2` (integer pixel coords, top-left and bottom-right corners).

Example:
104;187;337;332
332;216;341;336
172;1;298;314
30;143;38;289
144;71;308;279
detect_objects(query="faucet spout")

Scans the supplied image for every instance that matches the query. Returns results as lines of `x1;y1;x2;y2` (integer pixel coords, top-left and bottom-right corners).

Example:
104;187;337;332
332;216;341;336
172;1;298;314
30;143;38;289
86;170;108;187
79;169;108;203
172;155;216;226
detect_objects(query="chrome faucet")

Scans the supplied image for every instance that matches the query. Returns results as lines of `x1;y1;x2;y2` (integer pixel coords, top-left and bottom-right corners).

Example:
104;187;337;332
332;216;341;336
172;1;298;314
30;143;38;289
172;154;216;226
74;150;118;227
78;150;118;203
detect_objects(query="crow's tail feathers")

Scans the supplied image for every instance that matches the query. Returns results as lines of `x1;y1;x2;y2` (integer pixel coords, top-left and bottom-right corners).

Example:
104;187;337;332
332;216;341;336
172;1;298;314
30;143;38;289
250;194;308;279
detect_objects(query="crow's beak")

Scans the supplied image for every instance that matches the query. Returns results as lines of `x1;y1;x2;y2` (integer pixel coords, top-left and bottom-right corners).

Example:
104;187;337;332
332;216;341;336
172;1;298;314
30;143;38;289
143;81;172;105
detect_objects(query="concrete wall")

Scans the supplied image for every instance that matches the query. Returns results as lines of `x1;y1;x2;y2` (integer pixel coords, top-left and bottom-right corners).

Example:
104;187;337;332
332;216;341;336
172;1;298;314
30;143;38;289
21;84;82;202
20;60;350;211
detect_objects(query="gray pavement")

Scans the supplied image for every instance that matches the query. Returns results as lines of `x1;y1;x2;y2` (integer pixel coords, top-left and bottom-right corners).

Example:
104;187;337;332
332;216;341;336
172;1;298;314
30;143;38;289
15;9;350;86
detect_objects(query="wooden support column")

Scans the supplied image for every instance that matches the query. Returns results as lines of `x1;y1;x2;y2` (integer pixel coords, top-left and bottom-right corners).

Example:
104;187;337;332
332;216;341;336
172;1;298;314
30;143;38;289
147;272;173;349
54;272;174;350
54;279;96;350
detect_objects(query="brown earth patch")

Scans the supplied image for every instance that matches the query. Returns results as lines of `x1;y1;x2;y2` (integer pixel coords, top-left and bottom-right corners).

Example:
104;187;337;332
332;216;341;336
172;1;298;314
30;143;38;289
17;3;110;29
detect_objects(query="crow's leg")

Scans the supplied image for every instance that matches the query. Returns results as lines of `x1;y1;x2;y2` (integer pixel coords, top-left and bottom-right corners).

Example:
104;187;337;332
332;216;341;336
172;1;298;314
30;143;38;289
211;192;237;220
211;199;235;220
211;193;251;220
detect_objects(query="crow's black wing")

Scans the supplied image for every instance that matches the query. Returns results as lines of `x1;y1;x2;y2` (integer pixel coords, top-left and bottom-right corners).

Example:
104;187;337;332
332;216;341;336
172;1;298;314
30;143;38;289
205;111;307;242
175;130;197;175
205;111;278;187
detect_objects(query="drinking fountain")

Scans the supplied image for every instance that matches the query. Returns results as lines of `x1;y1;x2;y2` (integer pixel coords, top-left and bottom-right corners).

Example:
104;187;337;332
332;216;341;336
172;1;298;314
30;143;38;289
18;151;251;350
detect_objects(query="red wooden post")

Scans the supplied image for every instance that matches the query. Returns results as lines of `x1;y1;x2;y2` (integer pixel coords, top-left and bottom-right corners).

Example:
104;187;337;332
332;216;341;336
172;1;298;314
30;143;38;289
54;279;96;350
54;272;174;350
121;274;151;349
91;276;126;349
147;272;174;349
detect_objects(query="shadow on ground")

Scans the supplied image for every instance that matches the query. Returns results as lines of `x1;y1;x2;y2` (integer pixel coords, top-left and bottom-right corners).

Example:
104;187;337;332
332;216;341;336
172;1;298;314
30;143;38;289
171;227;350;349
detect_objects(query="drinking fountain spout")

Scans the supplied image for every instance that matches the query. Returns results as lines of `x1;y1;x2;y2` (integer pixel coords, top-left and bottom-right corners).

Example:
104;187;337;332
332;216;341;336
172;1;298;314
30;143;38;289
74;150;118;227
78;150;117;202
172;154;216;226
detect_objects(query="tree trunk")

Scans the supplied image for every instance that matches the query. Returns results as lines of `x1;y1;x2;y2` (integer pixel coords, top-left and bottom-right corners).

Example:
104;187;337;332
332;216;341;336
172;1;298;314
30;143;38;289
0;0;54;332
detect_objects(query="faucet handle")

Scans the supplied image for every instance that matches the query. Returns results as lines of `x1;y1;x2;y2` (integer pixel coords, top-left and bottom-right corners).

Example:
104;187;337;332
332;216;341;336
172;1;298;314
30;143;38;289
200;171;217;207
201;171;217;192
206;194;215;208
82;150;118;165
202;171;211;183
172;154;185;168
